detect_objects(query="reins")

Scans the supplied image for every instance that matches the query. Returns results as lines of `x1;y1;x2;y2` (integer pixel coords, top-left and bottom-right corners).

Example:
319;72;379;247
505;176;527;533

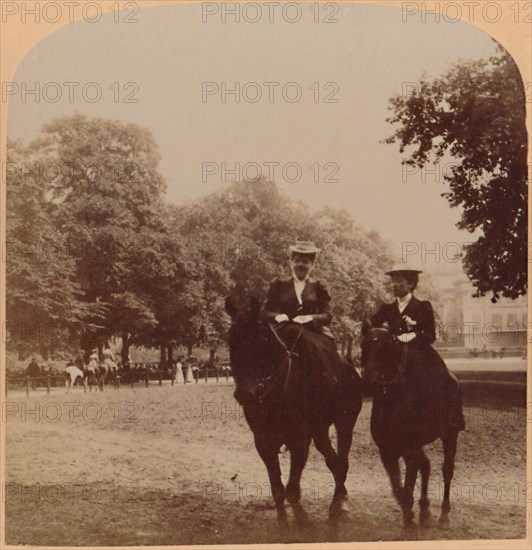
373;335;408;397
255;323;303;401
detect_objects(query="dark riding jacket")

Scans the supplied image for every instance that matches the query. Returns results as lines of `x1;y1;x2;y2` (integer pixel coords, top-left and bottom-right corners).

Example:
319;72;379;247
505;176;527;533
370;296;436;348
260;277;335;339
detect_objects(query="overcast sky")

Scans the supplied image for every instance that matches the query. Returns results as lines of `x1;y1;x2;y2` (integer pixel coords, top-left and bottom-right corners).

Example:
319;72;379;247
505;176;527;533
8;3;500;273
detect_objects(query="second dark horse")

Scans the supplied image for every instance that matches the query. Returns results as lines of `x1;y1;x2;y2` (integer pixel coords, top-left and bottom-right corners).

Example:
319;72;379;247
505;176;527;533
361;326;465;532
225;291;363;524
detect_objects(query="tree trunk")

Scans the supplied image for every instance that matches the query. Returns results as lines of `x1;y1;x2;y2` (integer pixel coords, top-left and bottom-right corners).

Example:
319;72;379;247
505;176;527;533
18;342;25;361
209;348;216;361
187;343;193;357
160;345;167;365
121;333;130;365
167;345;174;361
40;343;49;361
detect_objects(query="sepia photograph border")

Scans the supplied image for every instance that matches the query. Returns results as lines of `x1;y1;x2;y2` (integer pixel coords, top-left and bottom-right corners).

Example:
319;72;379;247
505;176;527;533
0;1;530;549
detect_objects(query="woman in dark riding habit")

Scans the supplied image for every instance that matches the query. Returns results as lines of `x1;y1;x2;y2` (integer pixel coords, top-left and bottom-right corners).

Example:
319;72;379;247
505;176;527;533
371;264;435;349
369;264;465;428
259;241;345;391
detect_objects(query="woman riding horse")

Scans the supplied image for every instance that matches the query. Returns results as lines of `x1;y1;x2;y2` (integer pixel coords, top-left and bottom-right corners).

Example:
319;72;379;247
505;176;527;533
259;241;345;398
368;264;464;430
363;264;465;528
225;241;363;520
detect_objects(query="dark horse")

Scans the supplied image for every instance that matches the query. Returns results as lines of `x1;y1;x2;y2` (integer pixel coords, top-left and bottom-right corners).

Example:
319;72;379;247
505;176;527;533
361;326;465;531
225;291;363;524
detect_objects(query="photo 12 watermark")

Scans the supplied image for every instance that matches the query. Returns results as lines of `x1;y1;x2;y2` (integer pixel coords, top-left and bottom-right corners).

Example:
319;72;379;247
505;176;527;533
2;481;140;504
201;2;340;24
197;239;340;266
201;82;339;103
401;241;531;265
201;161;339;184
400;161;532;184
202;477;532;504
400;80;531;104
2;81;140;104
1;2;140;24
401;2;532;24
2;400;139;424
2;239;120;266
3;160;141;186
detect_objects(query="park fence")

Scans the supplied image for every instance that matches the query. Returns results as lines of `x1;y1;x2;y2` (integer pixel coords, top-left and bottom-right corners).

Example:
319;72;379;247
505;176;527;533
5;367;233;397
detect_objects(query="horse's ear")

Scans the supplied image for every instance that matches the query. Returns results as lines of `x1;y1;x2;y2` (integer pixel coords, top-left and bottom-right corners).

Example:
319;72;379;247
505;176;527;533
249;295;261;318
361;316;372;336
225;295;236;318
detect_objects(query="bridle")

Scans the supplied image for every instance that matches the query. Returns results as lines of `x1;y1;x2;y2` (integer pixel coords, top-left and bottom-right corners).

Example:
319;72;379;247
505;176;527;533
254;323;303;402
364;329;407;397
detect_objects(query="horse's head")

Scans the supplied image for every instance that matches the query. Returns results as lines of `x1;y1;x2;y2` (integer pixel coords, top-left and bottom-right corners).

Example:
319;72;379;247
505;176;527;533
225;289;261;324
225;290;269;392
361;326;402;391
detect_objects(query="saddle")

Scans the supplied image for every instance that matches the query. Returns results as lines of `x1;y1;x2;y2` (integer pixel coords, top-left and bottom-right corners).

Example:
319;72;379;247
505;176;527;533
396;344;465;433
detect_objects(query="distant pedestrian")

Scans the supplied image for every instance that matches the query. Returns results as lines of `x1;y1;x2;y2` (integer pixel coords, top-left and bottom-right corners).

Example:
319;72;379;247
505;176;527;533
182;359;190;384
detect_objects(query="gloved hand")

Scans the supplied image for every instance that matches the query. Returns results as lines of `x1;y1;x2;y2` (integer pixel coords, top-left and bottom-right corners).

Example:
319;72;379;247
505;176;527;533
275;314;289;323
397;332;416;343
402;315;417;330
292;315;313;324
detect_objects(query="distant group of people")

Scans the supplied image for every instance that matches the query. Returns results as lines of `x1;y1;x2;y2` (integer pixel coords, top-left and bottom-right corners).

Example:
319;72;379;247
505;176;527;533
22;358;60;389
15;352;232;391
60;352;233;387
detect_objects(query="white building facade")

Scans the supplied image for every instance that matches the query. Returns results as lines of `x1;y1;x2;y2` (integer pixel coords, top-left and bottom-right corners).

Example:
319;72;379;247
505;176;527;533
434;272;527;350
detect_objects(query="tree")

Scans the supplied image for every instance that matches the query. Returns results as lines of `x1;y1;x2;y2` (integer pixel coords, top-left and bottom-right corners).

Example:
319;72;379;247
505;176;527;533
312;207;393;356
384;46;527;299
172;179;394;358
24;115;173;354
5;140;93;359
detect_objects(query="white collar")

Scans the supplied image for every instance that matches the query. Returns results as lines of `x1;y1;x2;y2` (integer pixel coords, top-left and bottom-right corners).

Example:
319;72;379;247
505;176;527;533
396;292;412;307
291;272;309;284
292;276;308;305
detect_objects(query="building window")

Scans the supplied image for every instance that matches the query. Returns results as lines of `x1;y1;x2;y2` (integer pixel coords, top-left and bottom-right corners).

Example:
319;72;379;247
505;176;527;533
523;313;528;328
507;313;518;329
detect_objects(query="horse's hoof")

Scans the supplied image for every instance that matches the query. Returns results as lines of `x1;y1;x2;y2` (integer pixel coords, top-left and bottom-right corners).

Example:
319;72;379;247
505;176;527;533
401;521;418;539
272;486;285;507
276;507;289;531
438;515;450;529
329;497;349;521
285;484;301;504
419;509;432;528
329;501;340;520
338;498;350;514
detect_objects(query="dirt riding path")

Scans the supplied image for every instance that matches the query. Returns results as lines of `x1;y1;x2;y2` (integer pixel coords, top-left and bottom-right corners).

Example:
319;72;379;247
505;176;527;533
4;384;527;545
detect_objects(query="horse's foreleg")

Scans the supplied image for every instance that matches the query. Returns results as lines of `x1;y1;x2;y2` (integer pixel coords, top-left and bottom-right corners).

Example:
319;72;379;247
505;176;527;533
439;433;458;527
418;449;431;526
379;449;403;505
335;423;354;503
402;453;419;528
313;427;339;482
286;439;310;504
255;436;286;518
313;426;344;519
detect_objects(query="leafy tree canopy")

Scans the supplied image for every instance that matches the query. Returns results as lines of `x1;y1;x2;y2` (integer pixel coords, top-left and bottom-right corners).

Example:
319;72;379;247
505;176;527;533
385;46;527;299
